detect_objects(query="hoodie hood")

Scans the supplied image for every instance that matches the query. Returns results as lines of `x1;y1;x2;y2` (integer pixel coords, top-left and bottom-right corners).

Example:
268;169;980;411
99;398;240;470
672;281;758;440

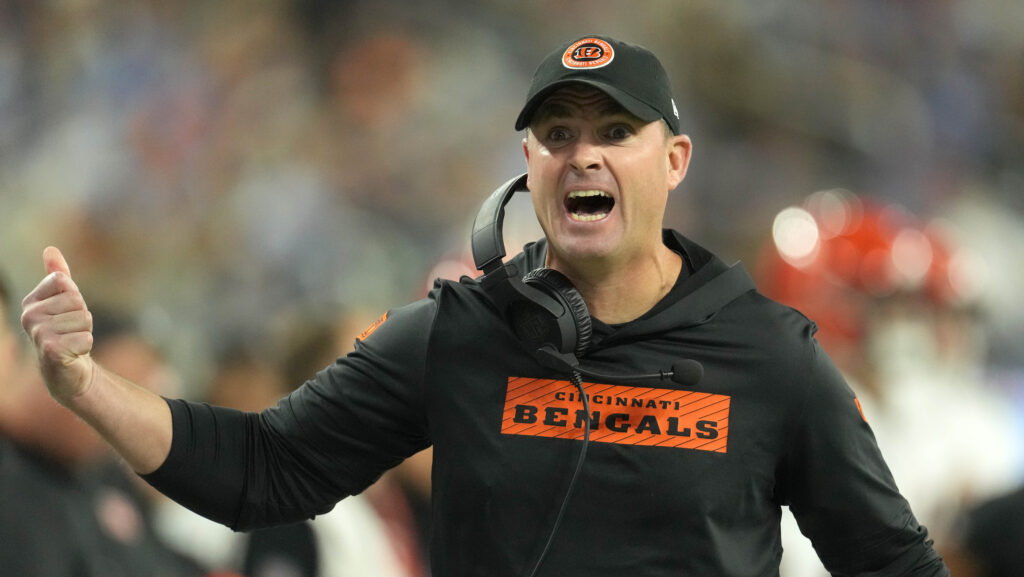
512;229;756;349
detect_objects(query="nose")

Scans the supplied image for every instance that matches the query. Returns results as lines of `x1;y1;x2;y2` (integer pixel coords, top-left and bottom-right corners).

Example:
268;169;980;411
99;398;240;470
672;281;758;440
567;136;603;173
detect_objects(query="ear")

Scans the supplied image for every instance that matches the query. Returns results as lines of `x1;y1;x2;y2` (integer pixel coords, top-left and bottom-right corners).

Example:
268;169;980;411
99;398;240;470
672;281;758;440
522;136;533;191
666;134;692;190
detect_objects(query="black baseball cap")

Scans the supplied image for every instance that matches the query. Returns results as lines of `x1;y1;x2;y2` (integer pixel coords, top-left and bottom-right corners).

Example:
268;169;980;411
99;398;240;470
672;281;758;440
515;35;681;134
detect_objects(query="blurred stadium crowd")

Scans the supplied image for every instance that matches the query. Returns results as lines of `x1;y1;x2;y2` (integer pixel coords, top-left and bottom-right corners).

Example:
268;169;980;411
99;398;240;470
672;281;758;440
1;1;1024;576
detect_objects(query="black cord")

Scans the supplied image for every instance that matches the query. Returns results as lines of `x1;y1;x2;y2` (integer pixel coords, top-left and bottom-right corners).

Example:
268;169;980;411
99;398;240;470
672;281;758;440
525;370;591;577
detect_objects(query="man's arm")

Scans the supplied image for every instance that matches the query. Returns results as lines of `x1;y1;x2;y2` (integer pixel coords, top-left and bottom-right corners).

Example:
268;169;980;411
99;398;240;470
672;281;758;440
20;246;171;474
783;339;949;576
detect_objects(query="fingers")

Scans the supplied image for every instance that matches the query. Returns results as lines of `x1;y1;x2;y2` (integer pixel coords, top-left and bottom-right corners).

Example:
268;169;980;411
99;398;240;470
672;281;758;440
22;292;92;346
24;289;87;317
22;251;82;308
39;329;95;364
49;309;94;341
21;247;92;352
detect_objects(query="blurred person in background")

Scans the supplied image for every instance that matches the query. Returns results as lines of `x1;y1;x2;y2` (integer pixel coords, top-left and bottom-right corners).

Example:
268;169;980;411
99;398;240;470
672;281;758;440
87;309;239;575
755;189;1021;577
270;306;432;577
18;34;950;576
941;483;1024;577
0;272;207;577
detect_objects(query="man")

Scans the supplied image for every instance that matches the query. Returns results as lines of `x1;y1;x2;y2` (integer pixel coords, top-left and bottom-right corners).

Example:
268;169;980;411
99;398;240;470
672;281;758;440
21;35;949;576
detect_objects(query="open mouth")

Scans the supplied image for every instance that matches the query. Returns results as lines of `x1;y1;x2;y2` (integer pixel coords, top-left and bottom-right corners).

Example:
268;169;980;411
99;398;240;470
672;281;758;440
565;190;615;222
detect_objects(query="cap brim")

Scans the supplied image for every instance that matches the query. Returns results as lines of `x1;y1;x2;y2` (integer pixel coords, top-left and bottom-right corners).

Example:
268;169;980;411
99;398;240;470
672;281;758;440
515;79;664;131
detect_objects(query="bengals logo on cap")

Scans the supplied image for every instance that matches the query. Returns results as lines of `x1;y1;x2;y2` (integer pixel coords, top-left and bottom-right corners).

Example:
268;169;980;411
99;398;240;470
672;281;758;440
562;37;614;69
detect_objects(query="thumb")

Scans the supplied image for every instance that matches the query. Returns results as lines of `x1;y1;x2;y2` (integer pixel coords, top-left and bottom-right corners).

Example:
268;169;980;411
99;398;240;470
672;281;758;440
43;246;71;277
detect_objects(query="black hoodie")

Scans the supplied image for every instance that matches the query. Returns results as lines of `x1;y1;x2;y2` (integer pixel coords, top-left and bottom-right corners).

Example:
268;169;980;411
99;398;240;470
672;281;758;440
145;230;948;577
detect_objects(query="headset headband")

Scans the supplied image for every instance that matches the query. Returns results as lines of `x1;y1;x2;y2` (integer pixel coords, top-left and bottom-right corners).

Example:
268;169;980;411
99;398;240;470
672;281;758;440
471;172;529;276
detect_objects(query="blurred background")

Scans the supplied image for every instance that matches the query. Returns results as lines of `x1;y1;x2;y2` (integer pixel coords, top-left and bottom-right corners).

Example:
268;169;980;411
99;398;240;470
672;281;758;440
1;0;1023;575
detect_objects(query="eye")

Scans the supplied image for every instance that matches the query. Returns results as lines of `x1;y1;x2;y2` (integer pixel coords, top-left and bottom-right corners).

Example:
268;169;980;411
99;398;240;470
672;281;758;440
546;126;573;143
605;124;634;141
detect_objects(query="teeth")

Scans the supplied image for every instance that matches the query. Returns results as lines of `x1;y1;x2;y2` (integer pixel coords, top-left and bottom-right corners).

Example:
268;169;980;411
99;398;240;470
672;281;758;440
567;190;611;222
570;212;607;222
568;190;610;199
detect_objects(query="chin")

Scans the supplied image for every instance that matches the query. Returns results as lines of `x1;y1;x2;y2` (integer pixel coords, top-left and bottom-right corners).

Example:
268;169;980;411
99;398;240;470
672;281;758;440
551;234;620;264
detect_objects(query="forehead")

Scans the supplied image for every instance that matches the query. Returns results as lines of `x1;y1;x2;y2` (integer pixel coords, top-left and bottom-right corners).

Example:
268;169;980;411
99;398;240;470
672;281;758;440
531;84;632;123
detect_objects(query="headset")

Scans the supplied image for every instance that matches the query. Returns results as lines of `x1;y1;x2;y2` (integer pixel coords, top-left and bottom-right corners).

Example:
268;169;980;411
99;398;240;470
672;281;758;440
470;173;703;577
471;172;703;386
471;173;592;367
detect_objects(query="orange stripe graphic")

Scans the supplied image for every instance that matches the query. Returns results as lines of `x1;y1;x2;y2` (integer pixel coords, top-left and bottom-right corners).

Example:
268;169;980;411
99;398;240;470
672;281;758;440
854;397;868;423
501;377;730;453
356;311;390;342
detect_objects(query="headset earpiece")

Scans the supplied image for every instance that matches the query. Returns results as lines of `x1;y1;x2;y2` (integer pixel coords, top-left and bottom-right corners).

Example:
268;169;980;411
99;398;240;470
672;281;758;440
520;268;591;357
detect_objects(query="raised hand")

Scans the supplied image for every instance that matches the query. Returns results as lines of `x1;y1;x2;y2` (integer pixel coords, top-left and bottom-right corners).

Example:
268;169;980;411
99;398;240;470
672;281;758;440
21;246;97;405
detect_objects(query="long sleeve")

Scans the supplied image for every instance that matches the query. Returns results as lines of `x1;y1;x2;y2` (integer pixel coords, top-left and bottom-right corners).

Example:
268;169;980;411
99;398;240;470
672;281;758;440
781;340;949;577
141;295;439;531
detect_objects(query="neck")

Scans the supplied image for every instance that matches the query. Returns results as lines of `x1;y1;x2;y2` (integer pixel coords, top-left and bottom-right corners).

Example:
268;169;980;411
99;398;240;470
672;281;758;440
554;244;682;325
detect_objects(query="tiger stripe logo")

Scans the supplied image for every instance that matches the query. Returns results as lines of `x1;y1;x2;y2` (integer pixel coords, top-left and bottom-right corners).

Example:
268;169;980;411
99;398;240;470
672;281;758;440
562;38;615;69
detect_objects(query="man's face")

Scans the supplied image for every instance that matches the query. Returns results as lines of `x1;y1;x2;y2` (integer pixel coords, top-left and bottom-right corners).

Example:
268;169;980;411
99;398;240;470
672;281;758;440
523;84;690;274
